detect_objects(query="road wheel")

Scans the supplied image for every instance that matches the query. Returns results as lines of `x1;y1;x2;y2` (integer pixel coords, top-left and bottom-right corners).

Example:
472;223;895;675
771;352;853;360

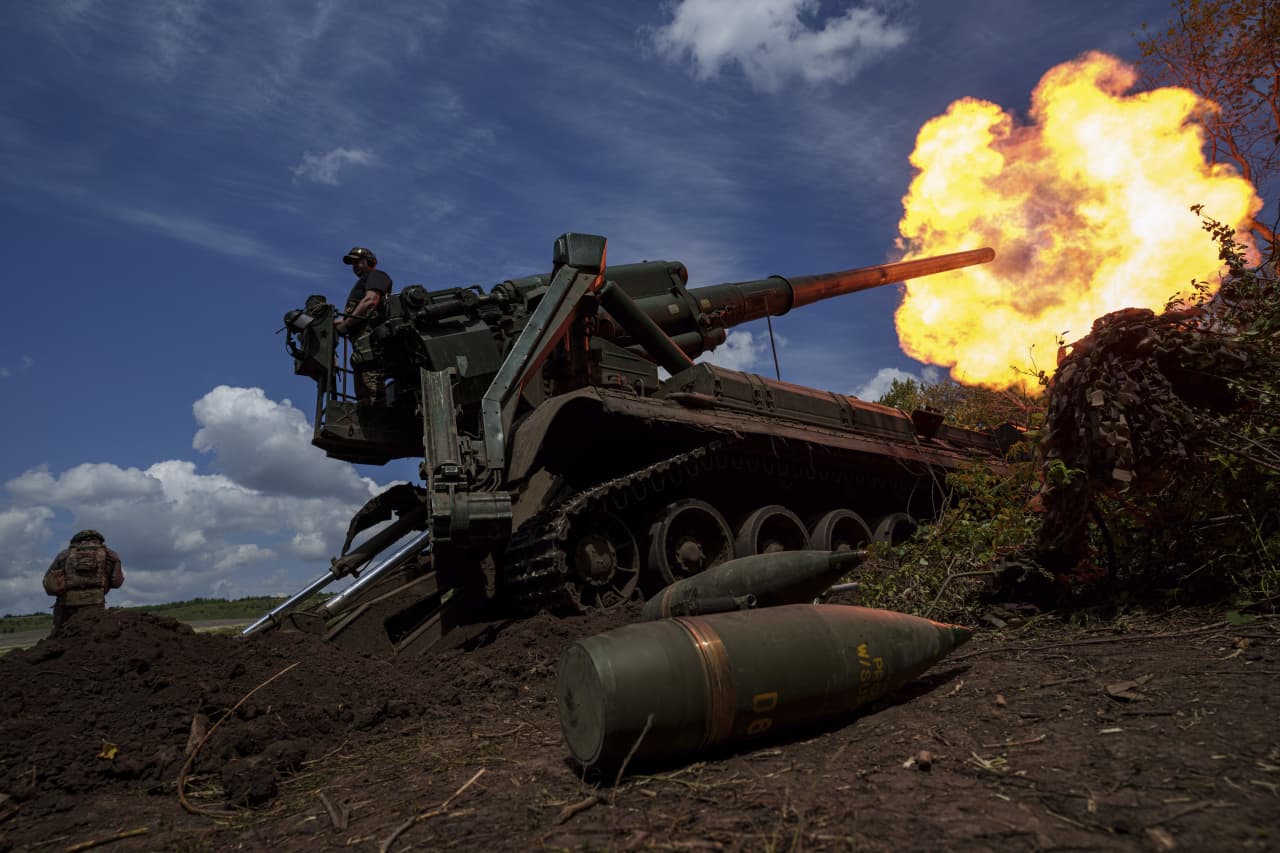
568;512;641;609
872;512;918;546
735;505;810;556
810;509;873;552
647;499;735;586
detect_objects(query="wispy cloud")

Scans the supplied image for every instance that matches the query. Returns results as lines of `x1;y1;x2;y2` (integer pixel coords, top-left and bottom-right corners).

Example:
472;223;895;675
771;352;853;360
0;356;35;380
0;135;321;278
143;0;208;79
97;199;320;277
651;0;910;92
31;2;451;128
291;146;375;185
11;5;490;284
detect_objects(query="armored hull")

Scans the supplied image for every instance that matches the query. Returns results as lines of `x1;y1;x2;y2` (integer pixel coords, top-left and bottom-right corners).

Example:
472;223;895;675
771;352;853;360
501;373;1002;612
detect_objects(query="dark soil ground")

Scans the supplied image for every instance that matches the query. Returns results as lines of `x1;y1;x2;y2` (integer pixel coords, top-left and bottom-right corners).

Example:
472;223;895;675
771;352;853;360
1;604;1277;852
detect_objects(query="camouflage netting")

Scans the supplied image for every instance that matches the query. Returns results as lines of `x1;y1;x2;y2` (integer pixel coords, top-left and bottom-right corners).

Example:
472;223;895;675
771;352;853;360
1035;299;1277;590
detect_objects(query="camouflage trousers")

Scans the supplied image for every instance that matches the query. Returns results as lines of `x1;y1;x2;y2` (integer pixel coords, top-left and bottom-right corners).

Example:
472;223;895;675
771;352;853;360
354;366;386;405
52;601;105;634
349;331;386;405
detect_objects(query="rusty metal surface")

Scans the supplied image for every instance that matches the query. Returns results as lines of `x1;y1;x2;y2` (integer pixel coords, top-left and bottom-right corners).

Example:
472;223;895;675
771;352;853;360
507;386;994;485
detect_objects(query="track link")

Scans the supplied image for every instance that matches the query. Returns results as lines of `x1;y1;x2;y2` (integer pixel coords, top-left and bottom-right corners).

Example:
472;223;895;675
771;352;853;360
500;436;937;613
501;442;724;613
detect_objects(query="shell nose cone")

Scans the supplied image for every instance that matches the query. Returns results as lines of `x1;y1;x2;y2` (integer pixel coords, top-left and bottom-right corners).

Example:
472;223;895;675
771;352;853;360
934;622;975;650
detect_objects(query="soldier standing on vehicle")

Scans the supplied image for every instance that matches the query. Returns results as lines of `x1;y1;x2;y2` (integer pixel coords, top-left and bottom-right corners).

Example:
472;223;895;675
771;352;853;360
334;246;393;405
42;530;125;634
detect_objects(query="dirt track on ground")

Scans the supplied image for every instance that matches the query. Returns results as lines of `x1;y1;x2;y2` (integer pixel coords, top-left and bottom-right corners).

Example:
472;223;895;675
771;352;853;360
0;607;1276;852
0;631;47;654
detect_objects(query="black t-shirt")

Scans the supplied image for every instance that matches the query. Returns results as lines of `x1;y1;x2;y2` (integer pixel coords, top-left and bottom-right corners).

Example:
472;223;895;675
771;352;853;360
344;269;393;320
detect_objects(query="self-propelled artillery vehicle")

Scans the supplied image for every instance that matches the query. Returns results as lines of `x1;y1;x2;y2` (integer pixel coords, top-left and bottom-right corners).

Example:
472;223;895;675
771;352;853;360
246;234;1008;656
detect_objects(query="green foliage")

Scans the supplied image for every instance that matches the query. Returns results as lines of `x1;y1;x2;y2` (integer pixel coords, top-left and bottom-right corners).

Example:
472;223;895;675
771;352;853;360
875;377;924;412
857;457;1046;623
0;595;292;634
128;596;293;621
856;375;1050;621
875;375;1044;430
0;614;55;633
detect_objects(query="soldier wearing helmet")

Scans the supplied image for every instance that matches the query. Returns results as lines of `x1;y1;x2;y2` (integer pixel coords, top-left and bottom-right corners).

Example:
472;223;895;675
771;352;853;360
42;530;125;634
334;246;393;405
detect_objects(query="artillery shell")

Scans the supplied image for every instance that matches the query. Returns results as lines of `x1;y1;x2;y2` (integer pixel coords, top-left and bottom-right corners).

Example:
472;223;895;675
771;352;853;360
557;603;971;771
640;549;866;620
653;593;757;618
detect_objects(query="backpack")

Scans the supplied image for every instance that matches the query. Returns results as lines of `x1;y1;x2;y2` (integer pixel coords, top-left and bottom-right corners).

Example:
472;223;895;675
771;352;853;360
62;544;108;605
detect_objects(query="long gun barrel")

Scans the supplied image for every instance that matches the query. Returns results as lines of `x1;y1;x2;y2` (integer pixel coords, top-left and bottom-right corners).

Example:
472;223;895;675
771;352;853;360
601;247;994;363
690;247;994;326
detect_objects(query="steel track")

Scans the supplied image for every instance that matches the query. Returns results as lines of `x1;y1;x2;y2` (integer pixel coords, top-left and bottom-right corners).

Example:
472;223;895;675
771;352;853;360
499;437;936;614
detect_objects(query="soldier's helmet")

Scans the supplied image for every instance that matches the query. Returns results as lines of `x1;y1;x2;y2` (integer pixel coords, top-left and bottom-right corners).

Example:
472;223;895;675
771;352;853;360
342;247;377;266
71;529;105;544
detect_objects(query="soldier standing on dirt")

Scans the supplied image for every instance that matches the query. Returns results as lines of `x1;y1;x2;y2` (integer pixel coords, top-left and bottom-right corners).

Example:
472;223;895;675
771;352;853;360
333;246;393;405
42;530;125;634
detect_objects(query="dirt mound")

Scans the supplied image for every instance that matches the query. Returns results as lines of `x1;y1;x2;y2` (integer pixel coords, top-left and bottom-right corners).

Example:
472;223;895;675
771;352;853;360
425;605;631;714
0;610;439;815
2;606;1277;852
0;605;633;821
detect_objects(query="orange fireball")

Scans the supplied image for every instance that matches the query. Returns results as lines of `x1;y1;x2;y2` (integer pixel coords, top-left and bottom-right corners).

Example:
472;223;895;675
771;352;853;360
896;51;1262;389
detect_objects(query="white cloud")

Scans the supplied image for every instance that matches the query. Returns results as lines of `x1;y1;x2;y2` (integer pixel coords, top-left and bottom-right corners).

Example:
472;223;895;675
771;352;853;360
694;328;790;374
191;386;377;501
289;530;332;561
651;0;910;92
0;507;56;617
291;146;375;185
853;367;913;401
0;507;55;560
7;463;163;504
853;365;941;401
696;329;765;371
212;543;275;572
6;459;364;573
0;387;396;615
0;576;49;617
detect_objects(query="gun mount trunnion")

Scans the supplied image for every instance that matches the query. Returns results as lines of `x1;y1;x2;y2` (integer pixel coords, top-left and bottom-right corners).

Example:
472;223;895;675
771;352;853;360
248;235;1006;656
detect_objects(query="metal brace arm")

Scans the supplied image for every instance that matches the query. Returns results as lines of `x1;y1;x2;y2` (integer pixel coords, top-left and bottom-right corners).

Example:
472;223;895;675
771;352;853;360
479;233;606;474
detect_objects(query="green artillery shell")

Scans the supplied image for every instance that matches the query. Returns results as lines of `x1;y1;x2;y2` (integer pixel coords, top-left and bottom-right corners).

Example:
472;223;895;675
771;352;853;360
557;603;971;771
640;549;867;620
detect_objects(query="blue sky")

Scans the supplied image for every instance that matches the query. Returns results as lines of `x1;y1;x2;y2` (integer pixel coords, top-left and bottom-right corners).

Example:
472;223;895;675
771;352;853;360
0;0;1191;615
